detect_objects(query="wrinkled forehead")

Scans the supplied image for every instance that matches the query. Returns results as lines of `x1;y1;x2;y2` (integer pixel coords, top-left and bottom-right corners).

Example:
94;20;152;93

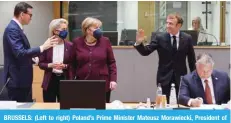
167;16;177;23
192;19;199;23
197;63;213;70
87;23;100;30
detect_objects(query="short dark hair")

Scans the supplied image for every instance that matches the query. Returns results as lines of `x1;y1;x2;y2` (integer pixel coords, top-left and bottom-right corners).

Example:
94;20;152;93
167;13;184;25
14;2;33;17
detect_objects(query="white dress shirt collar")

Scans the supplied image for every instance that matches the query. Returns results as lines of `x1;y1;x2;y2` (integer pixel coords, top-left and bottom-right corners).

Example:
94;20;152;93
170;31;180;38
201;77;212;85
169;31;180;49
12;18;23;30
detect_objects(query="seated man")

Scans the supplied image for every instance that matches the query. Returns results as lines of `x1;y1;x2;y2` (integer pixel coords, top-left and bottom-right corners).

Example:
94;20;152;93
179;53;230;107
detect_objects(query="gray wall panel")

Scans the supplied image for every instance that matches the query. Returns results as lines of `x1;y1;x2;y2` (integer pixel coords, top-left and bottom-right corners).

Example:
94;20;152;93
111;48;230;102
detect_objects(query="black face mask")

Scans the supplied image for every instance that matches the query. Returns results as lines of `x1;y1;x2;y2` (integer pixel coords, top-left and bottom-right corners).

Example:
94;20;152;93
58;30;68;40
93;29;102;40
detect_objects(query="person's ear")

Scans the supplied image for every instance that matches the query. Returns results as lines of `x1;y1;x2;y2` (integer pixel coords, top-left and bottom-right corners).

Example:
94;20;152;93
53;30;59;35
177;23;181;28
86;28;93;34
20;12;24;18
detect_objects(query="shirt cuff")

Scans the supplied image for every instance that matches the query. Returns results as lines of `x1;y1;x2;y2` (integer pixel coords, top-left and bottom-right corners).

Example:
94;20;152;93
40;46;44;53
134;42;141;46
188;99;193;106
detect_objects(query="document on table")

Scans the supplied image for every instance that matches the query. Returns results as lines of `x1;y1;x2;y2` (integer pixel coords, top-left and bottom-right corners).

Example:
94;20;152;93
190;104;224;110
0;101;17;109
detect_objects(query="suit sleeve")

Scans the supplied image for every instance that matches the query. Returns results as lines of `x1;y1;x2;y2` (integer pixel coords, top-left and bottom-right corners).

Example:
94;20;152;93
225;73;230;103
187;36;196;72
6;28;41;58
179;76;191;106
134;33;159;56
106;39;117;82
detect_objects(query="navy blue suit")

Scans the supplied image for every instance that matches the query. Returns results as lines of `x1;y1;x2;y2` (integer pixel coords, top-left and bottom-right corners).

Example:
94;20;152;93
3;20;41;102
179;70;230;106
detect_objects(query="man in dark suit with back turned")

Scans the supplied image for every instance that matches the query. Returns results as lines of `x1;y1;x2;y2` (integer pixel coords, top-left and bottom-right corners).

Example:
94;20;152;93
179;53;230;107
134;13;196;103
3;2;58;102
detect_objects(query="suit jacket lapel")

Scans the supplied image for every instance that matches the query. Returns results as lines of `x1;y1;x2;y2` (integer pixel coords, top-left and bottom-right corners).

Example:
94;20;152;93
166;33;172;51
211;72;218;103
193;72;206;100
63;41;69;63
47;47;53;62
177;32;185;51
21;31;31;48
11;20;31;48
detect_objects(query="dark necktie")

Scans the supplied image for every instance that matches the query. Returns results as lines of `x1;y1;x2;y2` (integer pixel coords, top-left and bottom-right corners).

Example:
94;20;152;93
172;36;177;53
204;79;213;104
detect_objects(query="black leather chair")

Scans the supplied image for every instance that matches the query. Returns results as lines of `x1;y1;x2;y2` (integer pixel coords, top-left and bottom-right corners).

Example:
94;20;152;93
119;41;125;46
0;66;9;100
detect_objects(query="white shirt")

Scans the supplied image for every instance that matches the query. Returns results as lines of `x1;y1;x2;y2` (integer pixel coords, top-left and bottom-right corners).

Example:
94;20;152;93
188;76;216;106
52;43;64;73
201;77;216;104
170;31;180;49
12;18;23;30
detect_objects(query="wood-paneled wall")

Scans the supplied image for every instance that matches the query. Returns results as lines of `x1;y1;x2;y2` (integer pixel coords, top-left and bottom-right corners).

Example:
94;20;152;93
32;66;44;102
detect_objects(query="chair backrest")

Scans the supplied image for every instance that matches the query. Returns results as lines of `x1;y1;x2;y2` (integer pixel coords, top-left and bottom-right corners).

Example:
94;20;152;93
120;29;137;42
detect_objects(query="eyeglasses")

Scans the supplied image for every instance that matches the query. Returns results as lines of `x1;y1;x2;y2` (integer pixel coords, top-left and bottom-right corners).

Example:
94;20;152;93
24;12;33;18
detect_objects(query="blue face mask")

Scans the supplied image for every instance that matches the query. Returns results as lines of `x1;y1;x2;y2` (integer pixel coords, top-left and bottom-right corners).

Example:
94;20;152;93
93;29;102;40
58;30;68;40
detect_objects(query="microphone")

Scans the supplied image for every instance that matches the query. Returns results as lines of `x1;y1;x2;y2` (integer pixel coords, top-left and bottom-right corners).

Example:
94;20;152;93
119;28;128;46
0;77;34;102
0;78;10;97
173;76;190;110
156;26;166;32
123;28;128;41
84;72;91;80
199;31;219;46
151;26;165;41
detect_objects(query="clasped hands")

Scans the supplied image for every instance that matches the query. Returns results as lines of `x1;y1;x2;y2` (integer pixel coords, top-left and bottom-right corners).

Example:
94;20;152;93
48;62;67;70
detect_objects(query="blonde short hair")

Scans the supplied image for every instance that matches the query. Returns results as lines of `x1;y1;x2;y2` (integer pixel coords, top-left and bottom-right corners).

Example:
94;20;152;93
48;18;68;37
81;17;102;36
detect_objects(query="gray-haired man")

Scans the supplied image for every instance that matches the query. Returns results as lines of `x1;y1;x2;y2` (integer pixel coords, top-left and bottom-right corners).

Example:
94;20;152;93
179;53;230;107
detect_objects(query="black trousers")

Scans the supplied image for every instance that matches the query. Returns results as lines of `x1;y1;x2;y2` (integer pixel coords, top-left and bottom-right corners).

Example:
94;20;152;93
7;87;32;102
161;75;179;104
106;91;111;103
43;73;65;102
